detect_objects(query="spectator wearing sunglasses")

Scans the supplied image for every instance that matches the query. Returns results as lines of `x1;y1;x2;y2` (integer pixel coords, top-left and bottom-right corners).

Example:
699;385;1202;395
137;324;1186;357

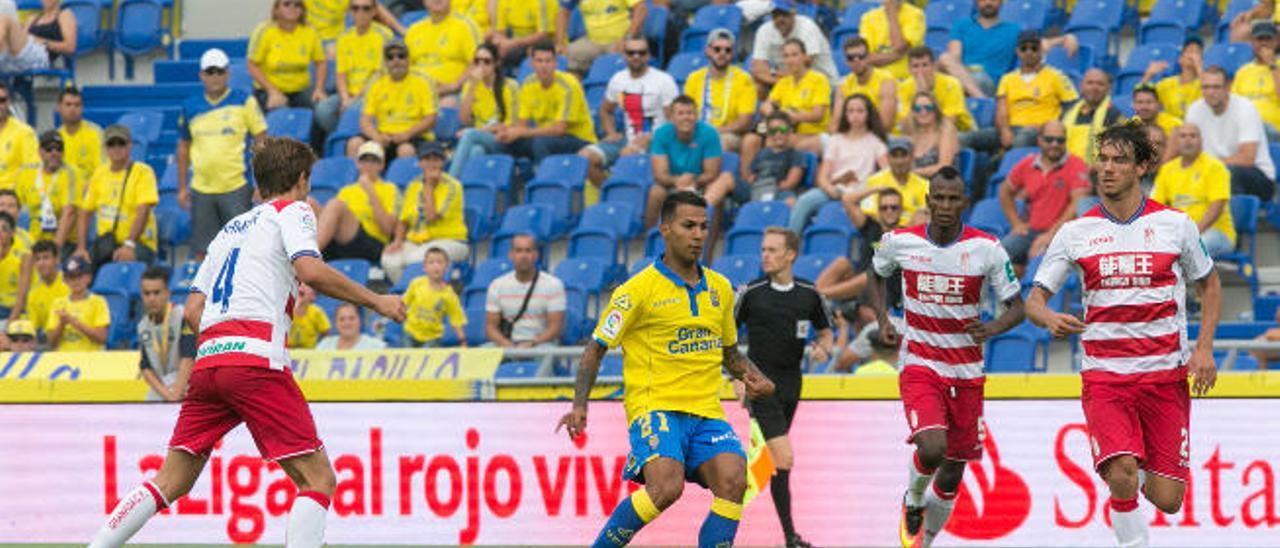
449;42;520;178
349;40;438;159
305;0;404;54
998;120;1089;271
896;47;975;136
247;0;328;111
901;93;958;180
14;131;81;252
176;48;269;260
1233;21;1280;143
0;81;39;192
683;28;757;152
996;30;1079;150
314;0;394;133
834;36;897;132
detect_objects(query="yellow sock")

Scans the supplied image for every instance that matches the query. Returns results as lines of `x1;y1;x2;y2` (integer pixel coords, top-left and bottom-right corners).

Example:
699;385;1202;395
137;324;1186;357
710;497;743;521
632;489;661;523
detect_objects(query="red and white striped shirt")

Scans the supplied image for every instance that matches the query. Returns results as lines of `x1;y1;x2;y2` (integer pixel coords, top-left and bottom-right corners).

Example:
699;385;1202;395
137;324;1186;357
1033;199;1214;383
873;224;1022;385
190;200;321;371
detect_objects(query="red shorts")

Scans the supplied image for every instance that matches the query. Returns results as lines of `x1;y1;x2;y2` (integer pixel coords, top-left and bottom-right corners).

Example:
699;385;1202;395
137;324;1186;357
168;366;323;462
1082;379;1190;482
899;366;985;461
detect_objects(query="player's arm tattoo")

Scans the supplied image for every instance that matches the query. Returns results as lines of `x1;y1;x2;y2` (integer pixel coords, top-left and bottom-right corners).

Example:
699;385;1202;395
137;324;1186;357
722;344;764;381
572;341;608;409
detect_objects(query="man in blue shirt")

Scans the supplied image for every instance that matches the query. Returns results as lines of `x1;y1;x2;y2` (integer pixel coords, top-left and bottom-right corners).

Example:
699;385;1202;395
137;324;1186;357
647;96;735;243
938;0;1020;98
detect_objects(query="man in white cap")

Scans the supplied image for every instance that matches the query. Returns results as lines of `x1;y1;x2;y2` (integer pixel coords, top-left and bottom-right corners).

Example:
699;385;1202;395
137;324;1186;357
176;48;268;259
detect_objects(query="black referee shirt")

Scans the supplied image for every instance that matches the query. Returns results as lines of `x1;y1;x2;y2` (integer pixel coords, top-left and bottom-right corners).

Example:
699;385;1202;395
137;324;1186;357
735;277;832;395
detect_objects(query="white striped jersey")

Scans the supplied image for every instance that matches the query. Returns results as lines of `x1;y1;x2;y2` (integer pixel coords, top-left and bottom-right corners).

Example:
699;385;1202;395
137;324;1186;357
1033;199;1214;383
872;224;1022;385
190;200;321;371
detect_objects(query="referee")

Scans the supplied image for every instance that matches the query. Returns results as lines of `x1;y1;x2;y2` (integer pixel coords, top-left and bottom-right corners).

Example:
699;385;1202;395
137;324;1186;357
735;227;833;548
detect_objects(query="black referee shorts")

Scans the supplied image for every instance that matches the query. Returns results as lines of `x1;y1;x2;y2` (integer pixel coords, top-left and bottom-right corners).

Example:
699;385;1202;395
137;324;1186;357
748;392;800;440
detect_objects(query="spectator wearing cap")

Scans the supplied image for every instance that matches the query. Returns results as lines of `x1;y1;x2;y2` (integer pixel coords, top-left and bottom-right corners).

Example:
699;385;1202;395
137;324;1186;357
835;36;898;131
939;0;1020;98
998;120;1089;270
1139;36;1203;119
448;42;521;178
4;319;36;352
496;40;597;164
750;0;838;89
382;142;470;284
10;240;66;330
314;0;394;133
45;255;109;351
317;141;401;263
349;40;439;159
1152;123;1236;258
901;92;959;179
896;47;975;134
853;137;929;227
15;130;81;250
683;28;757;151
0;81;39;192
1229;0;1280;43
578;35;678;190
1187;65;1277;202
137;265;195;402
996;30;1079;149
406;0;480;104
56;87;103;186
74;124;159;270
177;48;269;261
1061;68;1123;164
1233;21;1280;141
645;95;736;230
857;0;924;81
555;0;646;75
248;0;328;111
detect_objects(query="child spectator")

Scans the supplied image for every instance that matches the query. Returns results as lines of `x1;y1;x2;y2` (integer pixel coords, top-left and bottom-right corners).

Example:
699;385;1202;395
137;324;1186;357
5;319;36;352
45;256;108;351
287;282;331;349
402;248;467;347
15;240;67;333
745;113;806;203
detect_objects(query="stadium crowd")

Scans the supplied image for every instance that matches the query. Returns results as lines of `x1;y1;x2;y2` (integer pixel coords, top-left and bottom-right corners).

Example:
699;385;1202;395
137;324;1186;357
0;0;1278;375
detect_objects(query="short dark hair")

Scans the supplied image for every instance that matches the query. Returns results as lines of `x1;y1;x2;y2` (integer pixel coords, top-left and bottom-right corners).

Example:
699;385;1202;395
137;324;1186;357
763;226;799;253
1132;84;1159;103
0;189;17;204
252;137;315;200
424;247;450;262
1095;120;1161;172
0;211;13;231
907;46;935;62
31;240;57;257
672;94;697;110
1203;64;1230;82
783;37;807;54
142;265;170;284
842;36;868;51
660;190;708;224
530;38;556;58
878;186;904;203
930;165;965;190
765;111;791;127
58;86;82;102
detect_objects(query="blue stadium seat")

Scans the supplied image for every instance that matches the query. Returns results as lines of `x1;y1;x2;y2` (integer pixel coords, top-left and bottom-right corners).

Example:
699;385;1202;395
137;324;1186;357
599;355;624;377
266;107;313;143
629;256;655;277
584;53;626;88
1218;195;1260;294
537;154;590;191
385;156;422;188
966;97;995;129
956;147;976;183
466;258;513;291
999;0;1049;31
1117;44;1180;95
495;361;544;378
989;146;1037;191
92;261;146;300
311;187;337;206
434;107;461;148
325;106;362;157
924;27;949;53
1045;45;1095;81
178;39;248;60
462;303;489;345
556;257;613;296
793;254;838;283
400;9;428;26
926;0;970;30
711;254;762;288
463;182;499;239
724;200;790;255
800;151;819;189
831;25;861;74
1139;20;1187;46
568;229;626;279
601;179;648;233
329;259;371;285
114;0;166;80
613;154;652;184
968;197;1011;236
1216;0;1255;42
1147;0;1204;31
1066;0;1125;32
645;3;670;65
666;52;708;87
1202;42;1252;78
986;329;1040;372
524;179;575;238
1110;95;1135;117
577;201;637;240
679;4;742;54
810;201;852;229
562;285;591;344
116;109;163;145
492;203;554;245
65;0;108;60
841;2;881;29
101;293;136;348
168;260;198;302
152;59;200;83
155;205;191;256
802;225;855;256
310;157;357;191
459;153;514;192
1256;294;1280;322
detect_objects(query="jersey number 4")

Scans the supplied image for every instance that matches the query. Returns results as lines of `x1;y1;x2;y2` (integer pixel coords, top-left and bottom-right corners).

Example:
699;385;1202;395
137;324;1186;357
211;248;241;313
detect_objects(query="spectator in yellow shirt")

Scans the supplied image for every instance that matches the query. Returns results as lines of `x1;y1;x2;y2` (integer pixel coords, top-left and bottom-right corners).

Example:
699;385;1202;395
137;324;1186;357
45;256;109;352
835;36;897;132
247;0;329;111
997;30;1079;149
74;125;159;270
0;212;22;317
56;87;103;186
405;0;481;102
490;0;555;65
15;131;82;250
859;0;925;80
401;248;467;347
1061;68;1124;164
449;42;522;177
684;28;757;152
1152;123;1236;257
317;141;401;263
454;0;494;36
305;0;404;52
349;40;438;159
740;39;827;185
556;0;646;74
315;0;393;133
0;82;40;191
1232;21;1280;141
898;47;975;132
383;142;470;284
4;319;36;352
496;40;597;163
12;240;67;331
901;93;959;180
1139;36;1202;119
288;282;331;349
851;137;930;227
1132;84;1182;162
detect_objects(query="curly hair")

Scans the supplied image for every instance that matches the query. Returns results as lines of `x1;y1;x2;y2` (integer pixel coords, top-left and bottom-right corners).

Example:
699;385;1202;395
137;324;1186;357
1095;120;1161;172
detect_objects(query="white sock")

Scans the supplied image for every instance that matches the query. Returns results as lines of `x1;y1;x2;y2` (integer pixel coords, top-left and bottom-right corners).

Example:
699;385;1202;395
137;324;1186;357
89;482;168;548
1110;497;1148;548
286;491;330;548
921;484;957;548
907;452;936;508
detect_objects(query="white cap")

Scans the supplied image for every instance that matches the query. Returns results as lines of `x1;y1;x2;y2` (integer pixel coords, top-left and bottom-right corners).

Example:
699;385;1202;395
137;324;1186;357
200;48;231;71
356;140;385;161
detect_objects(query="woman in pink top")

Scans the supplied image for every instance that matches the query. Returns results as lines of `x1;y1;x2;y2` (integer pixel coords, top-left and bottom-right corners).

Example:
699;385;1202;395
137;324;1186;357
788;93;888;233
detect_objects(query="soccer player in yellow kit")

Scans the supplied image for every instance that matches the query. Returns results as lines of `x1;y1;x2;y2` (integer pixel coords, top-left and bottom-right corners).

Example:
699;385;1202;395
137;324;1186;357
558;191;775;547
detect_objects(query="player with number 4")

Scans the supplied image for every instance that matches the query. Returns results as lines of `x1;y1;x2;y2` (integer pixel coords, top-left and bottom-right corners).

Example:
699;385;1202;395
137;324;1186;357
89;138;407;548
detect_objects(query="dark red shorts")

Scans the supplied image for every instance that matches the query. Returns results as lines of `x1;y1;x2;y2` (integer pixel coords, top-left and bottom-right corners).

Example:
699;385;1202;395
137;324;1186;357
1082;379;1190;482
899;366;985;461
168;366;323;461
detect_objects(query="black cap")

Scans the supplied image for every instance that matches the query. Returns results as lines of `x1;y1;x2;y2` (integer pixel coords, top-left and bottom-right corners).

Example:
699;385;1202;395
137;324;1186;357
39;130;63;147
417;141;446;159
1252;20;1277;39
1017;29;1041;45
384;38;408;54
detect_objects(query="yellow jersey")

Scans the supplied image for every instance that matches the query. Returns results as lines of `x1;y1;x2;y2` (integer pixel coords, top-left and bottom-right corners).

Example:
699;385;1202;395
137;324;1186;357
178;89;268;194
1152;152;1235;243
305;0;350;42
683;65;758;129
1155;75;1201;119
0;244;20;308
898;72;974;131
569;0;644;45
593;260;738;424
497;0;554;38
453;0;493;34
400;175;468;243
1232;61;1280;131
405;14;480;86
363;73;439;137
462;77;519;127
402;277;466;342
336;180;400;244
288;303;331;349
46;293;110;351
767;69;832;135
859;3;926;80
58;121;103;186
248;21;325;93
15;166;81;242
860;169;929;226
81;162;160;251
839;67;896;113
0;117;39;191
335;25;393;95
997;66;1079;127
518;71;597;143
26;273;69;330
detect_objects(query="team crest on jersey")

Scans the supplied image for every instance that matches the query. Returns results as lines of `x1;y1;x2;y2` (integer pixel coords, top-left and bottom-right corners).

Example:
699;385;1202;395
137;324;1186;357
612;294;632;311
709;288;720;308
